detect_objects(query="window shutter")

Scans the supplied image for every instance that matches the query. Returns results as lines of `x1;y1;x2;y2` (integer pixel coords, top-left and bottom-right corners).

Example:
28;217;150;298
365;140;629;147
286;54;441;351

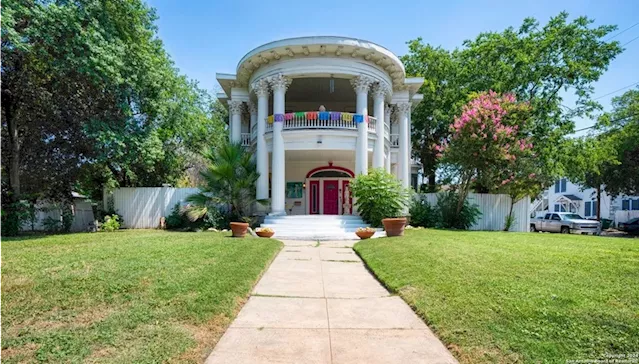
555;181;560;193
584;202;591;216
622;200;630;210
561;179;567;192
633;199;639;211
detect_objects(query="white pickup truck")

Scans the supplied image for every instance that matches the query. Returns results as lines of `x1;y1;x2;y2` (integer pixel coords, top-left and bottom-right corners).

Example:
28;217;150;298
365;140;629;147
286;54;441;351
530;212;600;235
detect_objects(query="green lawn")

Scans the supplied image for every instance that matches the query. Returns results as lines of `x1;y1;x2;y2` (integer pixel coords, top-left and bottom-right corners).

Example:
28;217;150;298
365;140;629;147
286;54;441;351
1;230;281;363
354;229;639;363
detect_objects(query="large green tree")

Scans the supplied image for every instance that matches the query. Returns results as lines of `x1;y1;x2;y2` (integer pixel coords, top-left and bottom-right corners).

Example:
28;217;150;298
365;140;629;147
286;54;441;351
596;89;639;197
1;0;225;210
403;12;623;191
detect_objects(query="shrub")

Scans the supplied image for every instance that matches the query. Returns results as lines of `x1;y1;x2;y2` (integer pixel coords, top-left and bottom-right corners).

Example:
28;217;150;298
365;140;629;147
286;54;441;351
100;214;121;232
43;216;62;232
435;191;481;230
61;205;74;233
1;201;31;236
166;202;227;231
409;196;438;228
350;168;410;227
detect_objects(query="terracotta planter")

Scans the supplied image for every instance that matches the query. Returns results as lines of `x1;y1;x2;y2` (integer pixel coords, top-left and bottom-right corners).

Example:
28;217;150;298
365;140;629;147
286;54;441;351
256;230;274;238
356;230;375;239
230;222;249;238
382;218;407;237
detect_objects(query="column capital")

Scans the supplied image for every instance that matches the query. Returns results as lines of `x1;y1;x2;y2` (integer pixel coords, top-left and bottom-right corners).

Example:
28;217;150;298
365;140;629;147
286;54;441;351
395;102;411;115
350;75;375;94
247;100;257;114
251;78;271;97
228;100;245;115
269;73;292;91
371;82;391;100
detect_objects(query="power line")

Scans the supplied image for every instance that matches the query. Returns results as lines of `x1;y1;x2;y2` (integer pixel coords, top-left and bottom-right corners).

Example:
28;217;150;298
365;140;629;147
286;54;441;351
621;36;639;48
605;23;639;41
573;114;638;133
593;82;639;101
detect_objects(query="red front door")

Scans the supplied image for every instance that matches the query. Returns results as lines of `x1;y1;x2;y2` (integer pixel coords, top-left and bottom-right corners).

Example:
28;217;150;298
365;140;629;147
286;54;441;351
323;180;339;215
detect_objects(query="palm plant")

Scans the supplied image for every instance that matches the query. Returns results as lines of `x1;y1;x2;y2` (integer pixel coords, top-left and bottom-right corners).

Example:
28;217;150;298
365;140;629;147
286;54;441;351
186;142;263;223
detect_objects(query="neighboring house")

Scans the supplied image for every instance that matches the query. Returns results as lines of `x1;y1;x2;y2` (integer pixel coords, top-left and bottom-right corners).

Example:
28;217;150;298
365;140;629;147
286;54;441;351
216;36;423;216
531;178;639;224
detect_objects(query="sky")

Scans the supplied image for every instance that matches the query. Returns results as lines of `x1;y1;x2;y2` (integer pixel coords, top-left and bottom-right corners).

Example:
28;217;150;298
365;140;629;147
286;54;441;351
148;0;639;132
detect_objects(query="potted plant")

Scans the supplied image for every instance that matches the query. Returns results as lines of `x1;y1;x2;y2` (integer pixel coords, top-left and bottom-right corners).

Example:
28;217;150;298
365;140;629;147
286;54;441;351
185;142;266;238
350;168;411;237
255;227;275;238
355;227;376;239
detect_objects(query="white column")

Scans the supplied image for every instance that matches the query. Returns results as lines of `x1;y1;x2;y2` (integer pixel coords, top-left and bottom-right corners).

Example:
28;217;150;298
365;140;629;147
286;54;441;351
351;75;374;175
269;74;290;215
228;100;244;143
372;83;388;169
384;104;392;173
252;79;270;201
396;102;411;188
227;107;233;142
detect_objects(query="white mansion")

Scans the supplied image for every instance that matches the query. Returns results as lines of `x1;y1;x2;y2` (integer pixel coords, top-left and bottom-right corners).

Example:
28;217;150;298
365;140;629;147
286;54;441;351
217;36;423;216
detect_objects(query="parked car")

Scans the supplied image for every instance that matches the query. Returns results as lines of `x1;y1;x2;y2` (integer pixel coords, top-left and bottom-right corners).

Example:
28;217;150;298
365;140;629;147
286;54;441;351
618;218;639;236
530;212;600;235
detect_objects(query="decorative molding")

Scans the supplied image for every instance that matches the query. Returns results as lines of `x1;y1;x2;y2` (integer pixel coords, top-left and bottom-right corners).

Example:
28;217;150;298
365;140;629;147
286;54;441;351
251;78;271;97
269;73;292;91
270;50;281;60
247;101;257;114
285;47;294;57
371;82;391;99
389;104;398;124
395;102;411;115
228;100;245;115
306;165;355;178
350;75;375;94
335;46;343;56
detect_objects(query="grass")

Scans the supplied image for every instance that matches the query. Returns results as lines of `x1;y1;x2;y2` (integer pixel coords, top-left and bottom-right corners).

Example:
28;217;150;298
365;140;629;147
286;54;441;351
1;230;281;363
354;229;639;363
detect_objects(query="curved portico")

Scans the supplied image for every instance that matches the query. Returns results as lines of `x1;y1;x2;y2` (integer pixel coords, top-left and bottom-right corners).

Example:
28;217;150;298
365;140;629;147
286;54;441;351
216;36;424;216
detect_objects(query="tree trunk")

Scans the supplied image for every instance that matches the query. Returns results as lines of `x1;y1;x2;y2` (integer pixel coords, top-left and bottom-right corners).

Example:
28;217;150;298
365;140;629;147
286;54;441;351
504;195;515;231
6;104;21;198
456;173;473;215
428;172;436;191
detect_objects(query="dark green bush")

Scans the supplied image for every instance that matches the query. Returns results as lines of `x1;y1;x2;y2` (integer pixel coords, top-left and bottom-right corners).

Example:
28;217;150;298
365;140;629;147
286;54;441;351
166;202;227;231
350;168;410;227
435;191;482;230
409;196;438;228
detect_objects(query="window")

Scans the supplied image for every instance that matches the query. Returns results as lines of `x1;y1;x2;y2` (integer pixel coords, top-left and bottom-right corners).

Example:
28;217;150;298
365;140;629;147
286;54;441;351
551;214;561;221
622;199;630;211
554;204;560;212
633;199;639;211
584;201;592;216
554;178;567;193
309;170;352;178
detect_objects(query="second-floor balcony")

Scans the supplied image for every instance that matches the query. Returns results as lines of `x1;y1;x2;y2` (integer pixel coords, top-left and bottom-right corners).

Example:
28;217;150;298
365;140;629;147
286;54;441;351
263;112;378;135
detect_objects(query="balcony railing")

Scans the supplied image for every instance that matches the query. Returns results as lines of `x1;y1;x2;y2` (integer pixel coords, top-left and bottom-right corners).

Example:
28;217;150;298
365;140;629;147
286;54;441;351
390;133;399;147
265;112;377;134
241;133;252;146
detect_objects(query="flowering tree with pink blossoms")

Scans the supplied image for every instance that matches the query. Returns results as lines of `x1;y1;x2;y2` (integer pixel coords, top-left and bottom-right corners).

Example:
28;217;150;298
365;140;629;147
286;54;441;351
438;91;540;226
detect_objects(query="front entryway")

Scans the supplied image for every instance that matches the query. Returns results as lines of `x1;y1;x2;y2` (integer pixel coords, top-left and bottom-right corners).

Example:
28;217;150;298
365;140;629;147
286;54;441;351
323;180;339;214
306;164;355;215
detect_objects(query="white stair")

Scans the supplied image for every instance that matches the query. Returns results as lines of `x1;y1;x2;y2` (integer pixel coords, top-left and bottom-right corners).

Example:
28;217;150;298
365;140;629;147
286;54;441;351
261;215;384;240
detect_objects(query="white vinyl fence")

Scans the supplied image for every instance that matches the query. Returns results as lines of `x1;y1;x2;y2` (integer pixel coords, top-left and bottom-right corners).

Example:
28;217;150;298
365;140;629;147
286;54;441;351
104;187;200;229
418;193;530;232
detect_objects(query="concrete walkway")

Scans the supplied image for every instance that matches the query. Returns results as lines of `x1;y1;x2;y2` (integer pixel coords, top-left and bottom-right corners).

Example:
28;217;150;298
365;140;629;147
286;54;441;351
205;240;458;364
